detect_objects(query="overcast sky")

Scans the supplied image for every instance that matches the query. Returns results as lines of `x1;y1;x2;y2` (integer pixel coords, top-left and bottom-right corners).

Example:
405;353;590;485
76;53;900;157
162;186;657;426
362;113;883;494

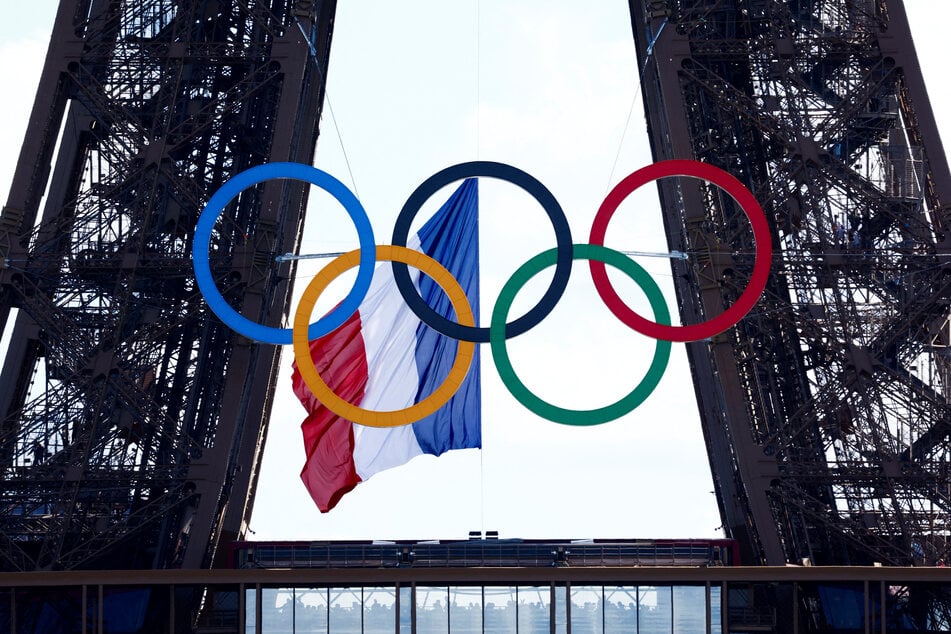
1;1;949;543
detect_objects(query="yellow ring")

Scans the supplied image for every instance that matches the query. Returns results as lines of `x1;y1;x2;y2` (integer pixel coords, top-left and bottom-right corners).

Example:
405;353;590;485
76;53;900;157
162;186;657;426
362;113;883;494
292;245;476;428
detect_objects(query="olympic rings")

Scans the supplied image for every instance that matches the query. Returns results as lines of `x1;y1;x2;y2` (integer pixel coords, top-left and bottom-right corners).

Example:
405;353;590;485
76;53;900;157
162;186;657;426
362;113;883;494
490;244;671;425
193;159;772;427
589;160;772;343
193;162;376;345
292;245;476;428
391;161;572;343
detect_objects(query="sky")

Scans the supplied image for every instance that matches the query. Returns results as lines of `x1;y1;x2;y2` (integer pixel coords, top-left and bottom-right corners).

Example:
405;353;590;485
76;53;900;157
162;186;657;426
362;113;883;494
0;1;949;543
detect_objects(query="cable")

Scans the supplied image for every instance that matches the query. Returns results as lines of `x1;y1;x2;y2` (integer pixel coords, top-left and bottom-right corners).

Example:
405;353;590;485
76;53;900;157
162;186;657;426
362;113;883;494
294;17;361;201
605;17;669;195
476;0;481;162
276;248;688;263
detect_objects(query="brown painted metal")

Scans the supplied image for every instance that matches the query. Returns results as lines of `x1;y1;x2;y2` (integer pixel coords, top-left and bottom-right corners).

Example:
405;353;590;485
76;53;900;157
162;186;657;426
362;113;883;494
3;564;951;586
630;0;951;621
0;0;336;571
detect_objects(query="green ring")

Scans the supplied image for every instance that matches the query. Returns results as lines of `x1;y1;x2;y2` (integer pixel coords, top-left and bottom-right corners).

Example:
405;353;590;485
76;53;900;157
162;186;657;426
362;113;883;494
489;243;672;426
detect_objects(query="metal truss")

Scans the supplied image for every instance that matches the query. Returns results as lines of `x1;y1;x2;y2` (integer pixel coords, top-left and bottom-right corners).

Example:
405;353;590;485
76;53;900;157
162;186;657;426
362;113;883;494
631;0;951;574
0;0;336;571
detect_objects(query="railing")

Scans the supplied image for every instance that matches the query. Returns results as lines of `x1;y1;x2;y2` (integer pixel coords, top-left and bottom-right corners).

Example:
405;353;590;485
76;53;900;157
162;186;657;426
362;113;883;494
231;539;735;569
2;566;951;634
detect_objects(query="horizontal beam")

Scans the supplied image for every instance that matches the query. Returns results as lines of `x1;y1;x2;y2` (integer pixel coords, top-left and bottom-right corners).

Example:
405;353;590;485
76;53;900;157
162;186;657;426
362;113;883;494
2;565;951;587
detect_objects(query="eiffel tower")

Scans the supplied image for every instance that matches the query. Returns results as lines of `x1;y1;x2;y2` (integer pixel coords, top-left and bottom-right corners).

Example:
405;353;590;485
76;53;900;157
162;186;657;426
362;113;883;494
0;0;336;571
633;0;951;625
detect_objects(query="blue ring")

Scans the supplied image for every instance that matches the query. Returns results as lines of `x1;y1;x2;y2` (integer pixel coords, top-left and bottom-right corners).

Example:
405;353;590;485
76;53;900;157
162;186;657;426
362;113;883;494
192;162;376;344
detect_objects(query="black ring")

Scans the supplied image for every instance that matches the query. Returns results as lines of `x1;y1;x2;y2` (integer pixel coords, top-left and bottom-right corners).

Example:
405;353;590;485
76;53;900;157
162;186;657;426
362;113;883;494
391;161;573;343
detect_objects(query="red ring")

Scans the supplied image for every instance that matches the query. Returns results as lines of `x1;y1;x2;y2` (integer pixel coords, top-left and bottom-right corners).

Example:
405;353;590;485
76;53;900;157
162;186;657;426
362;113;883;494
588;160;772;343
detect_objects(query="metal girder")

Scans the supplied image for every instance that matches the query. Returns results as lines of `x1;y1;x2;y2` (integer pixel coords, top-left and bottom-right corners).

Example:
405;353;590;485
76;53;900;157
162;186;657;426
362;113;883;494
630;0;951;575
0;0;336;571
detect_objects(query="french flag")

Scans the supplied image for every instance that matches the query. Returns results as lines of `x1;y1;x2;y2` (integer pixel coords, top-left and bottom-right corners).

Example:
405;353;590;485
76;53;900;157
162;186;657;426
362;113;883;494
291;180;481;512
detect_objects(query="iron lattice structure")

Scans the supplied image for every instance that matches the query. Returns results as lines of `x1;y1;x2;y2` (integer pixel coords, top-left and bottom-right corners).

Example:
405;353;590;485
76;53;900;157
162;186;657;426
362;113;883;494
630;0;951;578
0;0;335;571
